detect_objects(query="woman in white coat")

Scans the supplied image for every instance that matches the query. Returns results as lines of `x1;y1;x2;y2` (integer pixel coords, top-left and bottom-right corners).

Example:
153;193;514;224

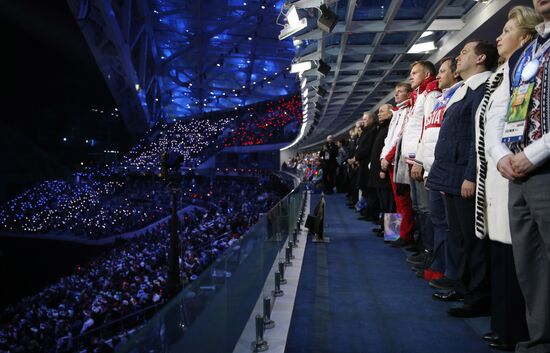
474;6;542;351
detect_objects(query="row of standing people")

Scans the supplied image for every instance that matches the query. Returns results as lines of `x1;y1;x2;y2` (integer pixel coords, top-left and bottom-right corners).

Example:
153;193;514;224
322;3;550;352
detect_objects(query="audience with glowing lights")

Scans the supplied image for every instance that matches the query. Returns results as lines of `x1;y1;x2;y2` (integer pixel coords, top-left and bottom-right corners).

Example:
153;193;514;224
0;176;290;353
0;178;172;238
222;95;301;147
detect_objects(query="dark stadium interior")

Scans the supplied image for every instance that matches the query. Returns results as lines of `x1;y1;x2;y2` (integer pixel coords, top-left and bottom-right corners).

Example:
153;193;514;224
2;0;548;352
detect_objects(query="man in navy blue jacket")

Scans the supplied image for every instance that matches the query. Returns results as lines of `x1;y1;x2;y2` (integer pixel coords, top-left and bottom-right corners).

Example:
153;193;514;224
427;39;498;317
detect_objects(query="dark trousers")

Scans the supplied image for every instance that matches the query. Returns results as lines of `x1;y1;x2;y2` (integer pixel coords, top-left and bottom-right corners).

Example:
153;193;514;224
363;187;380;218
509;173;550;353
377;188;395;213
490;241;529;347
336;165;347;193
347;168;358;203
323;165;336;193
429;189;450;275
444;194;490;308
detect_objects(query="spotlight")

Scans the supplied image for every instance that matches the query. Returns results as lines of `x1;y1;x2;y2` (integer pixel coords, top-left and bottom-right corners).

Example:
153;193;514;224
291;61;313;74
279;5;308;40
408;41;437;54
317;60;331;77
317;4;338;33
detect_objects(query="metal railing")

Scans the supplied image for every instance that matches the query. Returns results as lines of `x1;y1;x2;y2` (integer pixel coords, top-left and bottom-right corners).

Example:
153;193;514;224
114;181;305;353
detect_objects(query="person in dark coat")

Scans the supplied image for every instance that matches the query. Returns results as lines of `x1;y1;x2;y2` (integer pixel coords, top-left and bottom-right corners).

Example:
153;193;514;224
354;112;378;219
369;104;394;217
320;135;338;194
346;124;362;205
336;139;349;193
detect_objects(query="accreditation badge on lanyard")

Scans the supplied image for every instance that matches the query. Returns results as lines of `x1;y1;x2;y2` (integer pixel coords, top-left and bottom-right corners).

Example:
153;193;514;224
501;83;534;143
502;39;550;143
502;43;538;143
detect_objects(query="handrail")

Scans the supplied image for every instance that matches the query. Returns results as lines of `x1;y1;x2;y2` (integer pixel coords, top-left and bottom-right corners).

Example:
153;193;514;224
113;181;305;353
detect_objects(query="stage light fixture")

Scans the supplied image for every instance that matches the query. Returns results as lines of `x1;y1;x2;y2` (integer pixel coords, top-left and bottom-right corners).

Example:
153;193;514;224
278;5;308;40
420;31;434;39
408;41;437;54
291;61;313;74
317;60;331;77
317;4;338;33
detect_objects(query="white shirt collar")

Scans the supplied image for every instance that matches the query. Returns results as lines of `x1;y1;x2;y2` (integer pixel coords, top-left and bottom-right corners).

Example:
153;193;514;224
536;20;550;38
463;71;492;90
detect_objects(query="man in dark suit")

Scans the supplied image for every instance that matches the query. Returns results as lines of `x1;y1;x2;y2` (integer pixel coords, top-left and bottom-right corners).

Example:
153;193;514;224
355;112;378;219
321;135;338;194
369;104;394;229
427;39;498;317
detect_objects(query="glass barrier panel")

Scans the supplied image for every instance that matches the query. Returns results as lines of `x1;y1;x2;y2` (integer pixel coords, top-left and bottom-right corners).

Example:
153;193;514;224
115;182;303;353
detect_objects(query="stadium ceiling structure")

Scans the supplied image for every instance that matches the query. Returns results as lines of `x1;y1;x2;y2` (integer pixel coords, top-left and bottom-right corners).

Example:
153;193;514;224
65;0;298;135
289;0;522;150
66;0;520;145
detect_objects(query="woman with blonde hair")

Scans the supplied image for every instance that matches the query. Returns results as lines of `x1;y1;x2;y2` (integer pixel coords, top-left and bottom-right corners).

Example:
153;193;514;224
474;5;542;351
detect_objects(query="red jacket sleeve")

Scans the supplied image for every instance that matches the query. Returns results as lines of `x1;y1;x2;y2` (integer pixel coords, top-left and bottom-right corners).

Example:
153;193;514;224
385;144;397;163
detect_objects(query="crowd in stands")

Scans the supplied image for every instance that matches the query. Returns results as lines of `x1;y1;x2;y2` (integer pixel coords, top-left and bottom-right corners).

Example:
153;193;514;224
0;93;302;239
119;116;235;171
0;175;290;353
283;153;325;190
118;94;300;173
288;4;550;352
0;178;172;238
222;95;301;147
0;86;301;351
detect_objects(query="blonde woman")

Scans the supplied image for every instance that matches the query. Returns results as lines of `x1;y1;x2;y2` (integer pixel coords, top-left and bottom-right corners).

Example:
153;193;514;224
475;6;542;351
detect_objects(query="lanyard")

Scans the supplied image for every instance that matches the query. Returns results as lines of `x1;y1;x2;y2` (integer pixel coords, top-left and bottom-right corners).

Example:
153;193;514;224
513;38;550;86
432;82;462;111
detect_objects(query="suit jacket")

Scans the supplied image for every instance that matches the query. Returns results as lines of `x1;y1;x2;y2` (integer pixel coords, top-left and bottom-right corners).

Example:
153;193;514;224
368;120;391;189
427;71;492;195
354;125;378;191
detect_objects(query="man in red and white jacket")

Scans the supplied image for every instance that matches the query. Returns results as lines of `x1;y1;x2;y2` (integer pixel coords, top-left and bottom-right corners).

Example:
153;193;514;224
380;83;415;245
400;61;441;260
